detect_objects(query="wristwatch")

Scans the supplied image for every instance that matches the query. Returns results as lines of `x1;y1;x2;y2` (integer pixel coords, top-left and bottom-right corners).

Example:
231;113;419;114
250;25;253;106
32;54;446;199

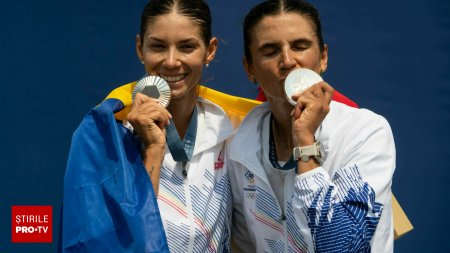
293;141;323;163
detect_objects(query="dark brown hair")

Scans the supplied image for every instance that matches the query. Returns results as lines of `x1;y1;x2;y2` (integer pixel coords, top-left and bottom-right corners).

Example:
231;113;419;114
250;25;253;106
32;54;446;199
140;0;212;45
243;0;324;63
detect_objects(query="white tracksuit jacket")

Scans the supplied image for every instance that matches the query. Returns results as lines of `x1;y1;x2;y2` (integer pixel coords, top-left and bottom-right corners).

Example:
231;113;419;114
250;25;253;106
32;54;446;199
228;101;395;253
157;97;233;253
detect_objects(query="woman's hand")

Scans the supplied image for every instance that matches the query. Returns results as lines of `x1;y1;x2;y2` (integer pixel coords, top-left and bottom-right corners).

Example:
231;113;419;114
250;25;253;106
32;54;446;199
126;93;172;149
126;93;171;196
291;82;334;147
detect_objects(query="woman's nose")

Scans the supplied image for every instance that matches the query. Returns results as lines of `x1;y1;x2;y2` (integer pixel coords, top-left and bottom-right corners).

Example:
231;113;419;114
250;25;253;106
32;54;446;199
163;48;181;68
280;48;296;70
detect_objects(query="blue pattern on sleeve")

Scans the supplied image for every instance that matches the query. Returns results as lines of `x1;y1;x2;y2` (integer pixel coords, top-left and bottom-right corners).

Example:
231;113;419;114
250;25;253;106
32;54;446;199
303;165;383;253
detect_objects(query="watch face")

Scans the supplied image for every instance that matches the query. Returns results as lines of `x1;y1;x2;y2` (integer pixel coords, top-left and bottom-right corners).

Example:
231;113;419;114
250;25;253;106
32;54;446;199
301;155;310;162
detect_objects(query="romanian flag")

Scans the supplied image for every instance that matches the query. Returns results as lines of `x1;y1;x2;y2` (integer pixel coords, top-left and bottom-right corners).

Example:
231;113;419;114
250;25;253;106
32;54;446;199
62;98;169;252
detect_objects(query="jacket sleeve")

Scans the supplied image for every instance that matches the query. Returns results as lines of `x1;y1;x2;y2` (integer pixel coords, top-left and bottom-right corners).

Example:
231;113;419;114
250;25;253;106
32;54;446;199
292;113;396;252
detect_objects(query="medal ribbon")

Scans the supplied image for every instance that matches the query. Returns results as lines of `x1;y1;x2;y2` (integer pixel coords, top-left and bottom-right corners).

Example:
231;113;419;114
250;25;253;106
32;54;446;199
166;106;198;162
268;113;296;170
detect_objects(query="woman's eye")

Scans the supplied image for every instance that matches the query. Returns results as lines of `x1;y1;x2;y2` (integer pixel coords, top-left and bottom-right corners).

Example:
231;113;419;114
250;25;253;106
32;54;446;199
180;44;196;52
262;49;278;57
293;47;307;51
293;44;308;51
149;44;165;50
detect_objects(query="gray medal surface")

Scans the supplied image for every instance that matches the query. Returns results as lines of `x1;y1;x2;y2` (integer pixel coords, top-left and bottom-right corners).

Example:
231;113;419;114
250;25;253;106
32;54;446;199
284;68;323;105
132;76;171;107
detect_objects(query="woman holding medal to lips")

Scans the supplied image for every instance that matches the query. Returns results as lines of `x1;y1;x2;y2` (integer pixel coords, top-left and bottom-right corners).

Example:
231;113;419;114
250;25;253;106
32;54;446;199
228;0;396;252
125;0;235;252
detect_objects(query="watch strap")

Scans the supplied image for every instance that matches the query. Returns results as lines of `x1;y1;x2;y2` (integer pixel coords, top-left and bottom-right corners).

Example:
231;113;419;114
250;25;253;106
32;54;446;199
293;141;322;162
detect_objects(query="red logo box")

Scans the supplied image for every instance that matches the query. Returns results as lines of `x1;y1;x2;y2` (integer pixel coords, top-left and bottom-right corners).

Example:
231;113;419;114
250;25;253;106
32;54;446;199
11;205;52;243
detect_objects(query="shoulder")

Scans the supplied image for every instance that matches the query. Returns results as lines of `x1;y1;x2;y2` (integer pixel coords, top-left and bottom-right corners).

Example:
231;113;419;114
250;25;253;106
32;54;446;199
238;102;271;129
325;101;392;135
231;102;270;148
197;96;234;142
198;96;229;117
227;103;270;165
320;102;395;157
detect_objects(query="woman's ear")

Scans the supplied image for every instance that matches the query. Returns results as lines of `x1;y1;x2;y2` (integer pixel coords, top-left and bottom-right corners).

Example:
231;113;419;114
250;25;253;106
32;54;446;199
205;37;218;65
320;44;328;73
243;57;256;83
136;34;144;63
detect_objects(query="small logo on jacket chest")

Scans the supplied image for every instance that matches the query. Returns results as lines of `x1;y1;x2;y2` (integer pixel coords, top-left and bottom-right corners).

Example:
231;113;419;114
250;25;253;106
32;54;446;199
244;170;256;199
214;151;224;170
244;170;255;184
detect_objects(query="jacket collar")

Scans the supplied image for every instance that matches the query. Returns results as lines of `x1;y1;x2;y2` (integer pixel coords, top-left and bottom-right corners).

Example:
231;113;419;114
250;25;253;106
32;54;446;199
193;97;233;156
229;103;272;182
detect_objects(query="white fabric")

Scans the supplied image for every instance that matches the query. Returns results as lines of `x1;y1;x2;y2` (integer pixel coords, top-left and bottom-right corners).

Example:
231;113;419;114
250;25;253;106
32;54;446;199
157;97;234;253
260;112;294;214
228;101;396;253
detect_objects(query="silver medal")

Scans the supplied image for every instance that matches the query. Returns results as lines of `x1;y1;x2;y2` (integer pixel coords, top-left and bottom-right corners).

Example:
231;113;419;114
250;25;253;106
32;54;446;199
284;68;323;105
132;76;171;107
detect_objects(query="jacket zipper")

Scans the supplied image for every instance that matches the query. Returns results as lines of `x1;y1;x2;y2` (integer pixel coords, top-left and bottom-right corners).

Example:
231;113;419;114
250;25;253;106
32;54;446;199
182;162;195;253
252;165;288;251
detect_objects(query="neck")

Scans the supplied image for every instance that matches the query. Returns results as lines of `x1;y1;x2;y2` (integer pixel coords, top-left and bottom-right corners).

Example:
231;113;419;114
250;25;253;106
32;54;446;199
271;104;294;161
167;93;197;139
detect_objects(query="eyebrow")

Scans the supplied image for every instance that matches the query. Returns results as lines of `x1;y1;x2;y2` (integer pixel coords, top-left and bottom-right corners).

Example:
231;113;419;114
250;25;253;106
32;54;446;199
179;38;200;44
258;43;279;52
147;37;200;44
257;38;314;52
290;38;313;46
147;37;164;43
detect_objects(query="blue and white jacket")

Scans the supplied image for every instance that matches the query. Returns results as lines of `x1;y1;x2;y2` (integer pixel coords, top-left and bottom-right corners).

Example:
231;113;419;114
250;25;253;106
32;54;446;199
157;97;233;253
228;101;396;253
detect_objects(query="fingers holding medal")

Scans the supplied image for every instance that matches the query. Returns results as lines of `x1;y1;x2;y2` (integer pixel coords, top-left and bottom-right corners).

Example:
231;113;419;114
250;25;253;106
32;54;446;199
285;69;334;146
127;76;172;147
